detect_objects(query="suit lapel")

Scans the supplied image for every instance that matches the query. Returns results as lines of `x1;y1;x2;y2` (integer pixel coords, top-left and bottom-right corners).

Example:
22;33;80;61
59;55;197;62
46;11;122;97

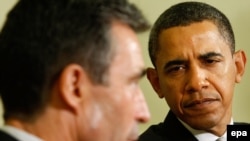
0;130;19;141
162;111;198;141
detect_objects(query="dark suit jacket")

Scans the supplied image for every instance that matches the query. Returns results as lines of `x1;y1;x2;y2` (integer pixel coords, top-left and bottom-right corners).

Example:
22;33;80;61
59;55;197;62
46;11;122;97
139;111;198;141
0;130;19;141
139;111;250;141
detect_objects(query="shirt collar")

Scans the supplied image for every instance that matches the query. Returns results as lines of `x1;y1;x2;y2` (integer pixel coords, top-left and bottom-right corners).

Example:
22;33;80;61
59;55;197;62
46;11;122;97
1;125;43;141
178;118;233;141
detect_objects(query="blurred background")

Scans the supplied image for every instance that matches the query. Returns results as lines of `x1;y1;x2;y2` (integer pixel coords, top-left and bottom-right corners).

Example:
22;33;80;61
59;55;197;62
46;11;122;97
0;0;249;133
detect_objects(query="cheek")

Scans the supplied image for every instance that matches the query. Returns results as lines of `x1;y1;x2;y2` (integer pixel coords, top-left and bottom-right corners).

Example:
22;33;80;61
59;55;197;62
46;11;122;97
109;88;135;140
159;79;183;110
109;86;135;120
210;74;235;108
210;62;236;100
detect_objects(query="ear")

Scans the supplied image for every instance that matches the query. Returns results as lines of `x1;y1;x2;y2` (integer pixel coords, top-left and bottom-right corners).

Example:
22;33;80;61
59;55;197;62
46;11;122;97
147;67;164;98
58;64;91;115
234;50;247;83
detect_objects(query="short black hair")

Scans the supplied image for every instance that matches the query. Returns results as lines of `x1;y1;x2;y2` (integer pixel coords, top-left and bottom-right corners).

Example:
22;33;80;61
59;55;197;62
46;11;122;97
0;0;150;121
149;1;235;67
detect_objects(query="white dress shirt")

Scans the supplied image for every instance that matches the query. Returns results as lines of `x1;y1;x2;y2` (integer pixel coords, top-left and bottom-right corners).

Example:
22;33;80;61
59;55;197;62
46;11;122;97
0;125;43;141
179;118;233;141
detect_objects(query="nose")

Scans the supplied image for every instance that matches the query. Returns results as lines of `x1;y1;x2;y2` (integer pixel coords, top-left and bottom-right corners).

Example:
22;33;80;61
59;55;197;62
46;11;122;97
135;88;150;123
185;64;209;94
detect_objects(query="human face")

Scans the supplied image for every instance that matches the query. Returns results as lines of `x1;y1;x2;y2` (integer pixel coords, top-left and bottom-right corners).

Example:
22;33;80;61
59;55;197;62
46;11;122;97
147;21;246;135
82;21;150;141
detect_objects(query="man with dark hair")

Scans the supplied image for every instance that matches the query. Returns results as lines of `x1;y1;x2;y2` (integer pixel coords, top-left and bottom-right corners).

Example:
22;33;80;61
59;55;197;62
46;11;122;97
0;0;150;140
139;2;247;141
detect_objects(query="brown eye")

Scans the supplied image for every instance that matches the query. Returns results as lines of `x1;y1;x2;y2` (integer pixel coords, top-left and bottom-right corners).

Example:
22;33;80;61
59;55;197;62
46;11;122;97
166;65;186;74
204;59;220;65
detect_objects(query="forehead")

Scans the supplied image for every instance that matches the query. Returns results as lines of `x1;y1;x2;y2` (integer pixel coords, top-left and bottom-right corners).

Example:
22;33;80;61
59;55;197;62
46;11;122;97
109;21;144;77
157;21;230;60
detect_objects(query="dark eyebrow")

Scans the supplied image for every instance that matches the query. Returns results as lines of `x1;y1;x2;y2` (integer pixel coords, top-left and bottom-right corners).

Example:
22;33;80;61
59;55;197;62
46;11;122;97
198;52;224;60
163;52;223;71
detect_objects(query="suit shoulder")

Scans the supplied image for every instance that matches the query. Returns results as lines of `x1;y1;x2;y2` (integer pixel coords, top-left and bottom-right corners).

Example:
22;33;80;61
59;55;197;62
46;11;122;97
139;123;165;141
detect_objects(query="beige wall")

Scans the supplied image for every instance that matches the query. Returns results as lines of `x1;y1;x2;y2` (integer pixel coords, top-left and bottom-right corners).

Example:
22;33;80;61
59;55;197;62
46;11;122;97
0;0;249;133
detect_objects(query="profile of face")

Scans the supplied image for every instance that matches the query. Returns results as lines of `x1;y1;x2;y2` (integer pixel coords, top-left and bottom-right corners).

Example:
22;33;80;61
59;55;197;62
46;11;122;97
78;21;150;141
147;21;246;134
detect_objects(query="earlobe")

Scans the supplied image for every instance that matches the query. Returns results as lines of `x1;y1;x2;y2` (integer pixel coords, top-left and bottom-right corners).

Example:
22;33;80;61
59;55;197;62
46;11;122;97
147;67;164;98
234;50;247;83
58;64;90;115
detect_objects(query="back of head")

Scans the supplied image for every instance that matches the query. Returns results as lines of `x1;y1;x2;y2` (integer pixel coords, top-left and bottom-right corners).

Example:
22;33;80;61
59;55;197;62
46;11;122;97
149;1;235;67
0;0;149;121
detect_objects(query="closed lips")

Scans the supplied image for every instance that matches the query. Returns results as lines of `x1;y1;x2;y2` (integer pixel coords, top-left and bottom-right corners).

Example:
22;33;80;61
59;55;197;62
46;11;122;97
184;98;219;108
